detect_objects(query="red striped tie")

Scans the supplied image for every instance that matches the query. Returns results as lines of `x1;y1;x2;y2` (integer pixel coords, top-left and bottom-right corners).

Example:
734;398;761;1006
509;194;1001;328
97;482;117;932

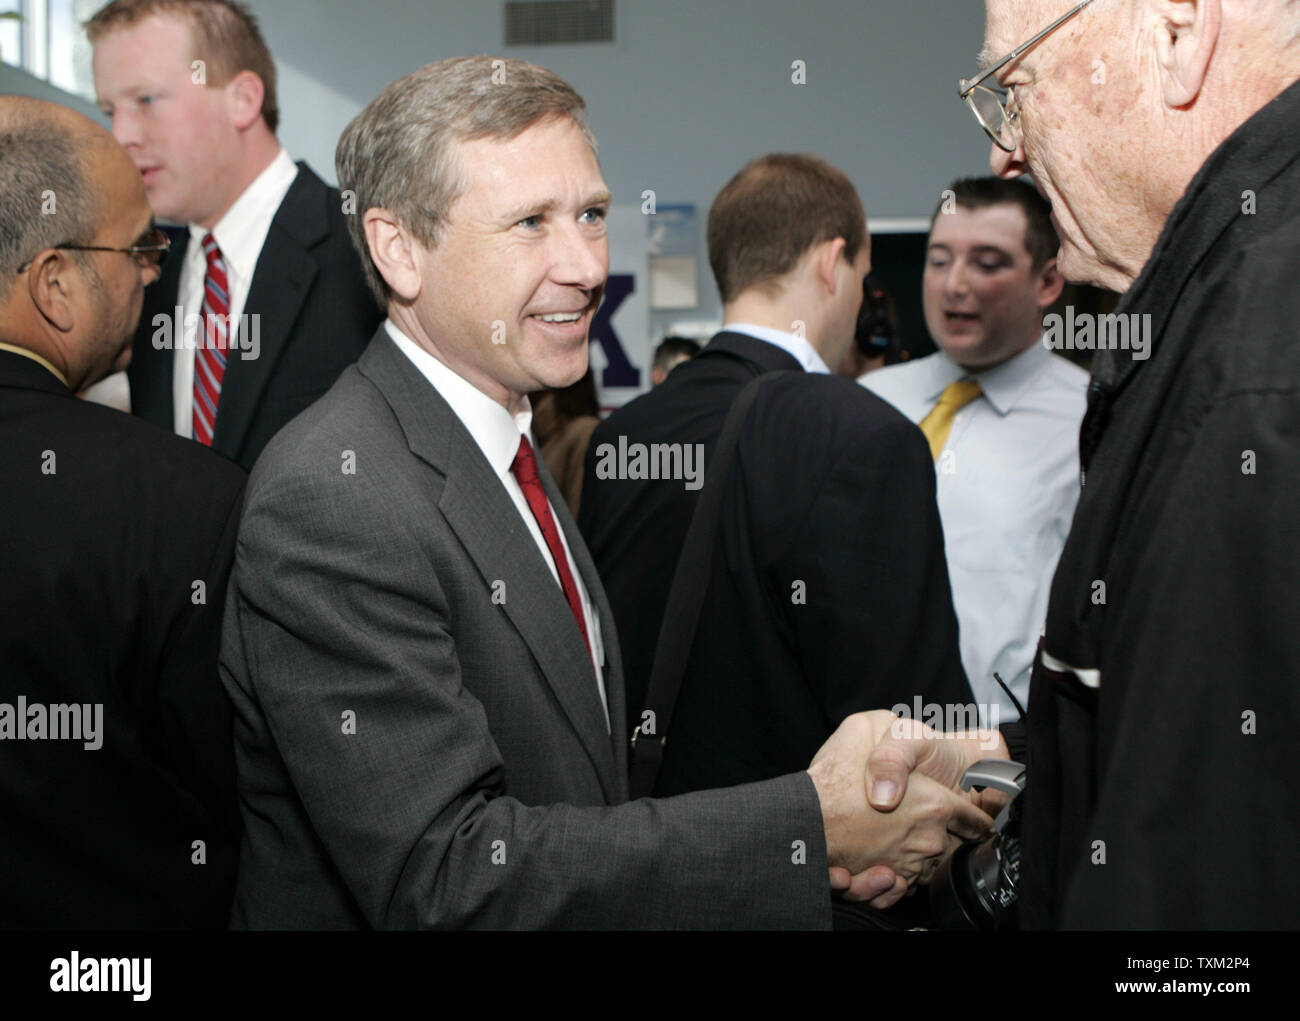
510;435;592;658
192;233;229;446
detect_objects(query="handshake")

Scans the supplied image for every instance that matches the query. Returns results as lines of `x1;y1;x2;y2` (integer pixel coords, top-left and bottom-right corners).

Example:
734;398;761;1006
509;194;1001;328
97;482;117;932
806;710;1010;909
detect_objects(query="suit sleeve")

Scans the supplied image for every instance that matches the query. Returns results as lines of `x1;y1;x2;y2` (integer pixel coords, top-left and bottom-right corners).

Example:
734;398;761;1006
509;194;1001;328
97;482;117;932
221;460;830;929
774;413;973;726
1059;388;1300;927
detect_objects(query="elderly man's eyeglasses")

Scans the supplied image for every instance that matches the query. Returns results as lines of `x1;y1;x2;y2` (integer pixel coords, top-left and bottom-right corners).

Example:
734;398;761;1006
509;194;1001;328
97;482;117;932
16;227;172;274
958;0;1095;152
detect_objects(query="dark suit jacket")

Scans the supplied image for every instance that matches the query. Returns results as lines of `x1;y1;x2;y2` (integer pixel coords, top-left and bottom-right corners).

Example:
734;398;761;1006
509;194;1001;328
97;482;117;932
129;162;382;470
1022;78;1300;929
0;349;246;928
220;328;831;929
578;332;971;795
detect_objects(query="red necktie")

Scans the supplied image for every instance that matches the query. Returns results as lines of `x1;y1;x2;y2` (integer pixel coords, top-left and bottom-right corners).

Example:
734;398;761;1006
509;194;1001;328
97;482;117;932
510;435;592;658
192;233;229;446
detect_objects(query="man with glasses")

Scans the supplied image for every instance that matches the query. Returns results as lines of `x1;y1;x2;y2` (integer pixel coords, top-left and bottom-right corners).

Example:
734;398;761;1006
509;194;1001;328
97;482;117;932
863;0;1300;928
0;97;246;927
88;0;381;470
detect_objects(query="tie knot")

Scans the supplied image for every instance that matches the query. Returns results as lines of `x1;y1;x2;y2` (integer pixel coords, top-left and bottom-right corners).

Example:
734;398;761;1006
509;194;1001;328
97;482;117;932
201;233;223;266
938;379;982;409
510;434;539;485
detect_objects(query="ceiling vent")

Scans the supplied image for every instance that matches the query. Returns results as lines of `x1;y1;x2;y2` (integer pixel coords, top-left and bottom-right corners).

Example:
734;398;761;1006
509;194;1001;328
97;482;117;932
505;0;615;45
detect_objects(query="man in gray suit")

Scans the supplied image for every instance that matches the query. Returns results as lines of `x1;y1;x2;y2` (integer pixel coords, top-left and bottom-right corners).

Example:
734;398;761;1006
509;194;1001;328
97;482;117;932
219;56;993;929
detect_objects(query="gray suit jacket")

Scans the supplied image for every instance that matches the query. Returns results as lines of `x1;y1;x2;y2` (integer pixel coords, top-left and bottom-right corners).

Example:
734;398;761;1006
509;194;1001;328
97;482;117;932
220;328;831;928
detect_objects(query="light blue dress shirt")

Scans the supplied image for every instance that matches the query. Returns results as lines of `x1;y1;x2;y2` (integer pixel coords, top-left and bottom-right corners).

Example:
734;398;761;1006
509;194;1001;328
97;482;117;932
862;341;1088;720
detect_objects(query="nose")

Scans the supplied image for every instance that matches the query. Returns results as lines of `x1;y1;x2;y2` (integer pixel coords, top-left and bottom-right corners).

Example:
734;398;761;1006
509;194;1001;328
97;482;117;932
990;137;1029;179
553;222;608;294
942;259;971;299
110;108;141;150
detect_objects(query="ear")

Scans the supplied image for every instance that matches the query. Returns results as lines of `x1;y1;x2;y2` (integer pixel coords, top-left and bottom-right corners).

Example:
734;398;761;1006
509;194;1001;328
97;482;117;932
363;208;422;304
1154;0;1221;108
813;237;849;296
226;70;267;133
25;250;79;333
1036;256;1066;309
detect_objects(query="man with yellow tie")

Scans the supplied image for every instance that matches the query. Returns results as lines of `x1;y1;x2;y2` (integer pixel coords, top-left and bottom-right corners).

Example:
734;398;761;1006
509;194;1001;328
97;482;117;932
863;177;1087;720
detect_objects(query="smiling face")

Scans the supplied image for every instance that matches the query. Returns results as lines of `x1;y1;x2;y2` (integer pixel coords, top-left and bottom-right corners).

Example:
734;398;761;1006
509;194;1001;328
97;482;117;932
924;203;1057;370
92;13;238;227
984;0;1153;291
410;116;609;411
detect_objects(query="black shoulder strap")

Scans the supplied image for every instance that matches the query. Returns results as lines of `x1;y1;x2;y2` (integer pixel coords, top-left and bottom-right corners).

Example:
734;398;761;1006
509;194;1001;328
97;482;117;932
628;369;788;799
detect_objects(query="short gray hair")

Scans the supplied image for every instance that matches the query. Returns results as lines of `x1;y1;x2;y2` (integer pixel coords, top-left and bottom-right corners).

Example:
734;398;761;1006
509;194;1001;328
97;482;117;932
336;55;598;308
0;118;98;300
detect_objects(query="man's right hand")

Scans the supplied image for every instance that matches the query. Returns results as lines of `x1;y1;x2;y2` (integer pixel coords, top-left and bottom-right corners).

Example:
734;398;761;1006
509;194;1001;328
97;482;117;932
808;712;993;887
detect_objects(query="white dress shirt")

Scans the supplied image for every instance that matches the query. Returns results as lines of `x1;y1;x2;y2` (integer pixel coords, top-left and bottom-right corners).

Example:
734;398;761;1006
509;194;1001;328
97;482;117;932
171;148;300;436
862;341;1088;718
722;322;831;374
384;320;610;729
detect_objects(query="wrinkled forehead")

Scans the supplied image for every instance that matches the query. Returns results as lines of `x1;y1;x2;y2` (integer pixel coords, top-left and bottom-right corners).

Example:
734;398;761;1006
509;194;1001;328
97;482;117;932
980;0;1060;69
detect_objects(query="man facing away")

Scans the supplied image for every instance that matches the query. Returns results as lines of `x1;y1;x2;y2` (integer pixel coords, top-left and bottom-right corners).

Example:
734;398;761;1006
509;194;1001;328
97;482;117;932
579;154;972;798
863;176;1087;720
650;336;699;385
0;98;245;928
219;57;993;929
88;0;381;470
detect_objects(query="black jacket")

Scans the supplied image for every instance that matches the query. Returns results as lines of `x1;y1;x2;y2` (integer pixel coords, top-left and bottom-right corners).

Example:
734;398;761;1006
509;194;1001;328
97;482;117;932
1022;79;1300;929
0;351;246;928
129;162;382;470
579;332;971;794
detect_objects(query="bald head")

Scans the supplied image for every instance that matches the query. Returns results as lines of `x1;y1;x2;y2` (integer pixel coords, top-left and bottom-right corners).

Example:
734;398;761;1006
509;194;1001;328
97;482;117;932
0;96;158;390
0;98;131;288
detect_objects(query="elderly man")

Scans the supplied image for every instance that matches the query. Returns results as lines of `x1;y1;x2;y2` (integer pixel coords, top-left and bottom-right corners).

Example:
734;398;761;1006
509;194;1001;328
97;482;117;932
0;98;245;927
867;0;1300;929
219;56;992;930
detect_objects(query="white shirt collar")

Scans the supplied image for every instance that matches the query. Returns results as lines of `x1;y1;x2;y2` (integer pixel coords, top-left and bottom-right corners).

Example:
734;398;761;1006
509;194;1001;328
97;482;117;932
922;340;1053;416
383;319;532;476
189;148;298;281
722;322;831;374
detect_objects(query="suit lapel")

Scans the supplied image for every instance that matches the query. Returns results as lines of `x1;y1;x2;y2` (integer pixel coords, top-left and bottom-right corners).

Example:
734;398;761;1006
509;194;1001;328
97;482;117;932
212;164;324;461
357;333;621;800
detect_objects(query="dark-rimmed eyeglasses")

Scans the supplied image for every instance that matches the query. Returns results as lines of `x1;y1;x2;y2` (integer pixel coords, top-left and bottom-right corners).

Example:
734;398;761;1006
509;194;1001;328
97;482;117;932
958;0;1095;152
16;227;171;274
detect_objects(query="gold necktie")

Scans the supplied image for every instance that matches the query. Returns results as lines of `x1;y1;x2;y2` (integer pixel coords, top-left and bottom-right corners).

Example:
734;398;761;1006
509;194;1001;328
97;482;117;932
919;380;982;460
